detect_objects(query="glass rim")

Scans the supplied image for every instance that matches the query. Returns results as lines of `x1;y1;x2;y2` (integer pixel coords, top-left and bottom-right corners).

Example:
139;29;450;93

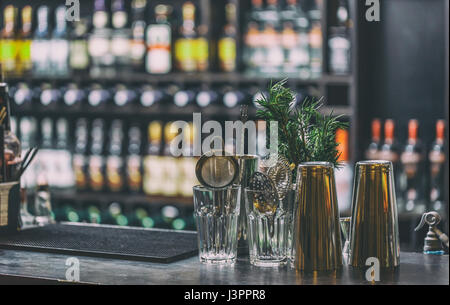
193;184;241;192
356;160;392;171
298;161;333;168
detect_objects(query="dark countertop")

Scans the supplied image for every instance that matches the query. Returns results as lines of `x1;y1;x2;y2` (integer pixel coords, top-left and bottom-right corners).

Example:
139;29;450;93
0;247;448;285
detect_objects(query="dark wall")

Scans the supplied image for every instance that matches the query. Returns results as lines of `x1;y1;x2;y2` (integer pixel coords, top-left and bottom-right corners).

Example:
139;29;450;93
357;0;447;153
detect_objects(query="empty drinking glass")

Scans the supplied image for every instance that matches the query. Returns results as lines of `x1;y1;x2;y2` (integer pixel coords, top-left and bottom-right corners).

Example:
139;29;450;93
245;188;290;266
193;185;240;264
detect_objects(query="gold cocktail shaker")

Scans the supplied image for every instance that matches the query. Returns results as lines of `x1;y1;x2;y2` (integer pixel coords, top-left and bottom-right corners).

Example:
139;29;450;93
349;161;400;268
293;162;342;272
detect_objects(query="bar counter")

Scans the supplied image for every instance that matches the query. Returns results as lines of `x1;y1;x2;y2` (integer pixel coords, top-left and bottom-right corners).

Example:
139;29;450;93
0;228;448;285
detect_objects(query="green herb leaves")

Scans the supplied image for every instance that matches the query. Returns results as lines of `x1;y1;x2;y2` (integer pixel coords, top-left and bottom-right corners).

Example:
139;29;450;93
255;79;348;171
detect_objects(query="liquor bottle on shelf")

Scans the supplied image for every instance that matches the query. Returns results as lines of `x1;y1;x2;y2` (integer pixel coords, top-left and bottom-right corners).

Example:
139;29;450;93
12;82;33;108
113;84;137;107
249;0;264;24
365;118;381;160
308;0;323;78
111;0;131;72
31;6;51;76
39;83;60;107
161;122;179;197
175;1;197;72
328;25;351;75
50;6;70;77
17;6;33;76
264;0;281;28
130;0;147;71
126;125;143;193
335;128;352;212
146;4;173;74
218;2;237;72
37;117;57;186
222;87;245;108
196;86;218;108
34;171;55;225
73;118;89;191
173;87;195;108
399;119;426;214
143;121;163;195
89;0;114;77
0;5;18;76
105;202;128;226
140;85;165;107
88;84;111;107
69;19;90;73
63;83;85;108
128;206;154;228
195;24;210;72
54;118;75;190
281;0;310;78
260;22;283;76
88;118;106;192
161;205;180;229
178;122;197;197
57;205;80;223
429;120;446;213
19;117;37;188
243;21;264;74
106;120;125;192
84;203;102;224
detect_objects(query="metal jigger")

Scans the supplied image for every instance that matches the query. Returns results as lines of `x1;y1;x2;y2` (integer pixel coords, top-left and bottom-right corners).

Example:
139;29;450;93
293;162;342;272
349;161;400;268
234;155;259;256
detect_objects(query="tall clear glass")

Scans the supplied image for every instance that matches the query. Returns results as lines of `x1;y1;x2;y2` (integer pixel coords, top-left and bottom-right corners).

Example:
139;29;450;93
245;188;290;266
193;185;240;264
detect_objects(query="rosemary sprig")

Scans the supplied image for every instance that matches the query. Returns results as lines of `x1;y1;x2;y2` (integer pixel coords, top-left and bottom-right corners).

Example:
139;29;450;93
255;79;348;172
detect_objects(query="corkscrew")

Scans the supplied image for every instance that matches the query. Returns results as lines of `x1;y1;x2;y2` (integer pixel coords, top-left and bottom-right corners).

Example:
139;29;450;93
415;211;449;254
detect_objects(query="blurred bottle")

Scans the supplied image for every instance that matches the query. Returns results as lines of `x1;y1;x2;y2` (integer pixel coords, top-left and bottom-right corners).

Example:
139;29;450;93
84;203;102;224
37;117;57;186
111;0;131;72
12;82;33;108
20;186;34;228
126;125;143;193
19;117;37;188
308;0;322;78
260;23;283;75
54;118;75;190
39;83;61;107
17;6;33;76
130;0;147;70
0;5;18;76
195;24;209;72
69;19;90;73
429;120;446;213
175;1;197;72
222;87;245;108
113;84;137;107
34;172;55;226
243;21;264;74
89;0;114;77
196;86;218;108
57;205;81;223
335;128;352;212
143;121;163;195
161;205;180;229
88;119;106;192
173;87;195;108
105;202;128;226
128;206;154;228
378;119;401;200
73;118;89;191
31;6;51;76
50;6;70;76
161;122;178;196
218;2;237;72
365;118;381;160
146;4;173;74
63;83;85;108
88;84;111;107
106;120;125;192
399;120;426;214
140;85;165;107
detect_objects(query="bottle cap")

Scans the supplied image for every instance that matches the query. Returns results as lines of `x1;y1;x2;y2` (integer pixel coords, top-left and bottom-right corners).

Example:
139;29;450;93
371;118;381;141
384;119;395;141
408;119;419;141
436;120;445;141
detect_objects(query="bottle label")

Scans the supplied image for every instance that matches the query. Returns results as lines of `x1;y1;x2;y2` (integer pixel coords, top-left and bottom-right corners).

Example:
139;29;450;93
195;37;209;70
127;155;142;192
175;38;196;71
218;37;236;71
106;155;124;192
70;40;89;69
73;154;87;190
93;11;108;28
111;35;130;57
88;35;110;58
88;155;105;191
146;24;171;73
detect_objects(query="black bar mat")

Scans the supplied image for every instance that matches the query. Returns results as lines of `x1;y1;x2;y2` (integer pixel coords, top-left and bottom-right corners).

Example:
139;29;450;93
0;224;198;263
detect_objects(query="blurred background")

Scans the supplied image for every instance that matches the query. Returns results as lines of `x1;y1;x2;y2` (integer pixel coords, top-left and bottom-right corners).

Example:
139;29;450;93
0;0;448;251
